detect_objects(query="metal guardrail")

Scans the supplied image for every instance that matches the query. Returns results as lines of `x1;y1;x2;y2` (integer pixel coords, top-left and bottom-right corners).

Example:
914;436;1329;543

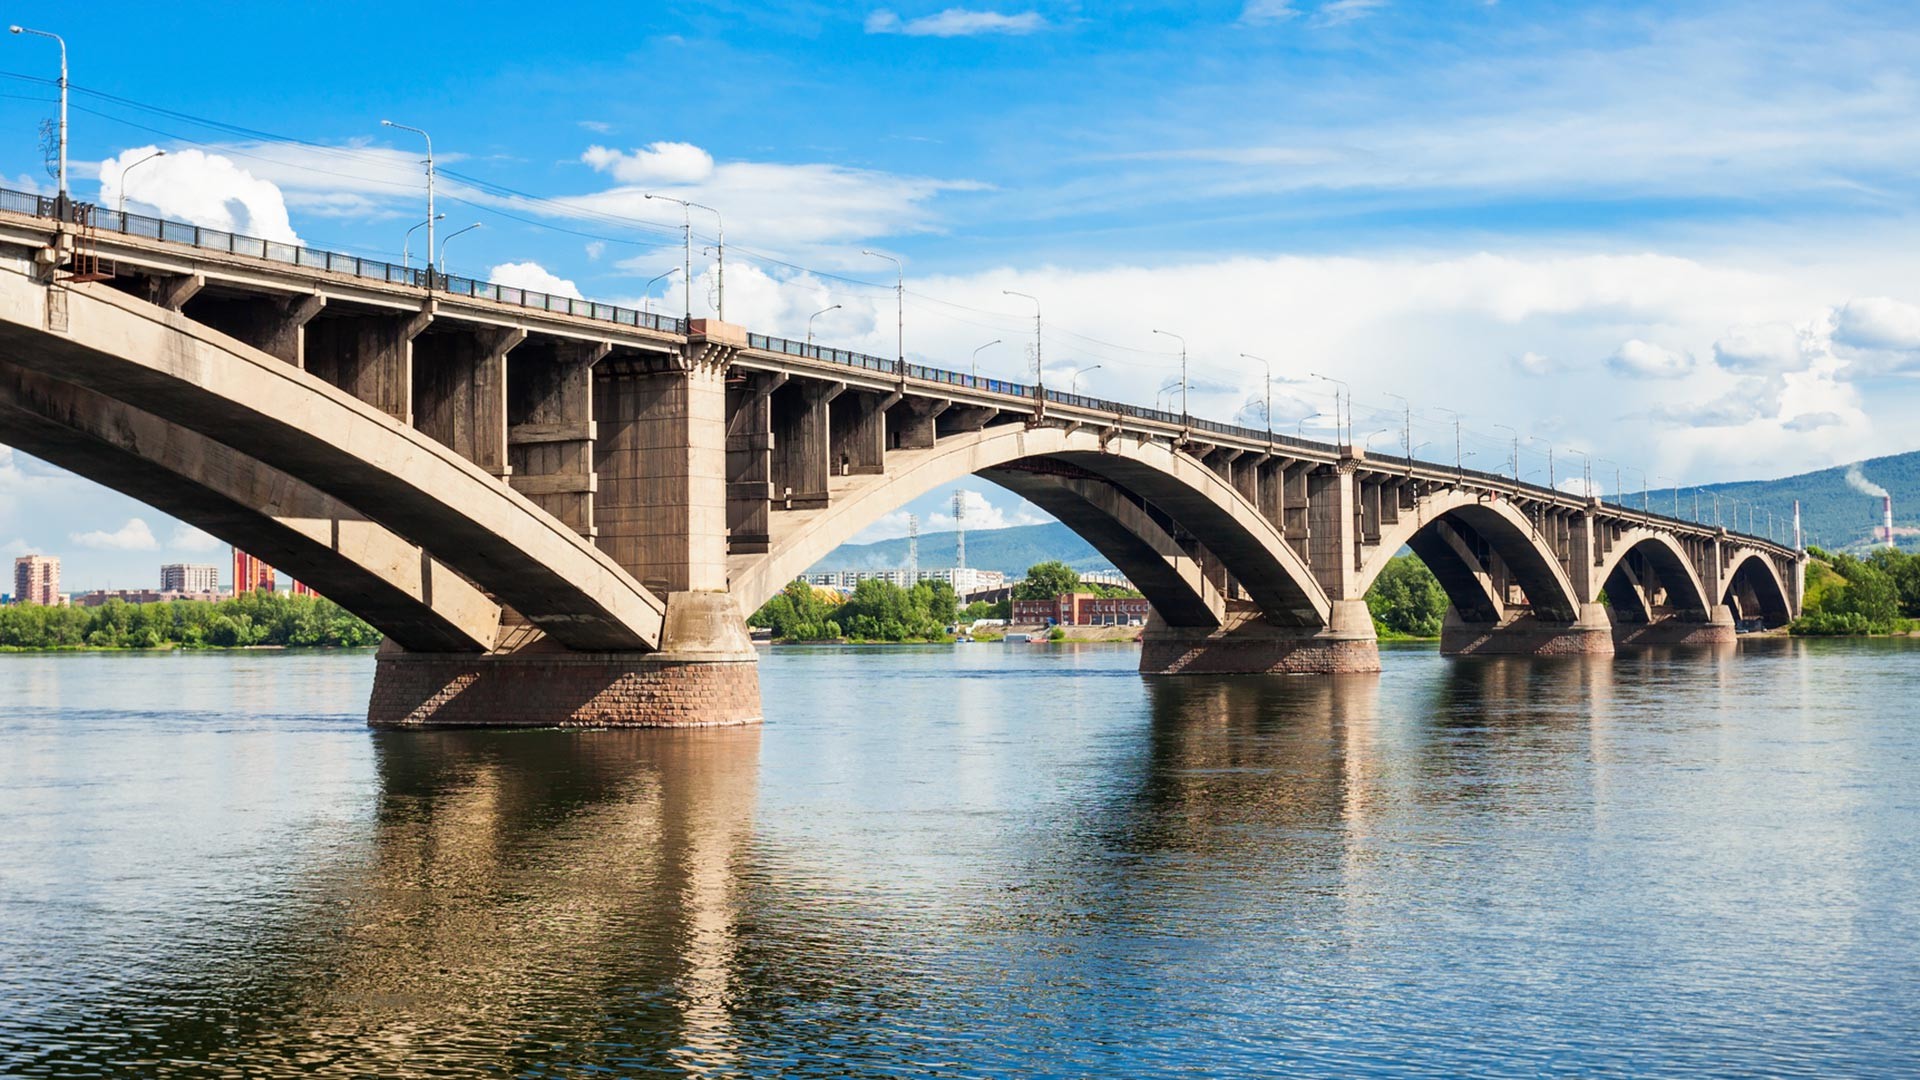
3;186;1790;551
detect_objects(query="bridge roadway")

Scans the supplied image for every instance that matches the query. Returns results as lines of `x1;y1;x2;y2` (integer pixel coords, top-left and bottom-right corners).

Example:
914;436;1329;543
0;193;1803;728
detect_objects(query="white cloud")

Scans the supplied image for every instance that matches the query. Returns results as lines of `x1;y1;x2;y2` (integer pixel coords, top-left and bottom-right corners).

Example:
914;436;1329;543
1515;350;1551;375
581;142;716;185
1;536;29;559
70;518;159;551
852;488;1050;543
1832;296;1920;352
1241;0;1300;21
1713;322;1809;374
1783;411;1844;432
488;261;583;299
167;524;223;552
1557;476;1604;498
1313;0;1386;27
577;120;614;134
98;147;300;244
865;8;1045;37
584;241;606;261
1608;339;1693;379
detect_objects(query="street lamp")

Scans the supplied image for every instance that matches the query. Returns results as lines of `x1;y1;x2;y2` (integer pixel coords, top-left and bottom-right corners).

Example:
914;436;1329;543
864;250;904;369
9;26;66;203
1153;329;1188;419
1003;290;1042;385
1432;407;1463;478
402;213;444;269
380;119;435;279
1241;353;1273;440
1155;377;1182;413
971;339;1002;379
116;148;165;215
807;304;842;350
1493;424;1520;482
1657;474;1679;518
1309;372;1350;447
1068;364;1101;395
1385;392;1411;457
1628;467;1648;513
647;194;724;321
1527;435;1554;490
1567;448;1593;499
641;267;680;319
438;222;481;276
1365;428;1396;452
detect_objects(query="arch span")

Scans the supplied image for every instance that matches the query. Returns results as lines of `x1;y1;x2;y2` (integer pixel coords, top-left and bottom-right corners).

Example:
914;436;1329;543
1355;489;1583;622
0;270;661;651
1721;549;1793;627
1596;530;1715;620
0;362;501;650
727;425;1331;627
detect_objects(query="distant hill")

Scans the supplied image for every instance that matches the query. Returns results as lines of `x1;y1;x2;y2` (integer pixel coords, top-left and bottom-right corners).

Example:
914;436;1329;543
806;521;1116;577
1644;450;1920;553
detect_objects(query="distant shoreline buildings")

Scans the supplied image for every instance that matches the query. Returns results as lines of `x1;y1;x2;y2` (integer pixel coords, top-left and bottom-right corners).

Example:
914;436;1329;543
7;549;323;608
804;567;1008;595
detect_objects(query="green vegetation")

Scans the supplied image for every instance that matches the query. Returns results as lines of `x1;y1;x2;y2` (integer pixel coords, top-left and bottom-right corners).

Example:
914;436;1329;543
0;592;381;650
1365;555;1450;639
961;598;1011;621
1047;626;1067;641
1013;560;1082;601
750;577;958;642
1792;548;1920;636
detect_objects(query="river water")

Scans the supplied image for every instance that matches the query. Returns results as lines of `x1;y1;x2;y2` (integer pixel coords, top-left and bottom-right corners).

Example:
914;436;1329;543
2;638;1917;1077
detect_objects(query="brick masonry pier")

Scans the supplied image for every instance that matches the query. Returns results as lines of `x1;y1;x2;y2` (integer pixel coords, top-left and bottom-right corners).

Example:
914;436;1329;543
1139;602;1383;676
1439;604;1617;656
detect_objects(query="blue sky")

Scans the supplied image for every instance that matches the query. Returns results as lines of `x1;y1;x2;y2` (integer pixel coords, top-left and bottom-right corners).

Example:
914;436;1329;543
6;1;1920;588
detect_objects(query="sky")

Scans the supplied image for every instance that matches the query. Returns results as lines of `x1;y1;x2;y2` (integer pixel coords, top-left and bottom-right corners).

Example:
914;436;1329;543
5;0;1920;589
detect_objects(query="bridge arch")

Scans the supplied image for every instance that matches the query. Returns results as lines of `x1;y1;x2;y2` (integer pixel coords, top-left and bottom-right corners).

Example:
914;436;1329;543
727;425;1331;627
1354;488;1582;623
0;271;663;651
1596;529;1715;622
1720;549;1793;627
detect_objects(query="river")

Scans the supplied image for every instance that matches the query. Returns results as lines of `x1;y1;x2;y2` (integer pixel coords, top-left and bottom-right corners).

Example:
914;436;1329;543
2;638;1917;1077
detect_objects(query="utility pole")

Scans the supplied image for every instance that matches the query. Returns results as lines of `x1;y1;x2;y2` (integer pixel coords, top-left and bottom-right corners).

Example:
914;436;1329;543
867;250;905;371
953;490;967;570
381;120;435;283
1495;424;1520;482
1004;290;1042;386
1241;354;1274;441
648;195;724;320
10;26;66;206
1153;329;1189;420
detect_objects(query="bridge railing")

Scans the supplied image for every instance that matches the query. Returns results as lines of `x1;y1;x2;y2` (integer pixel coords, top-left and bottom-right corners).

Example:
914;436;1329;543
1;186;1791;552
2;188;685;335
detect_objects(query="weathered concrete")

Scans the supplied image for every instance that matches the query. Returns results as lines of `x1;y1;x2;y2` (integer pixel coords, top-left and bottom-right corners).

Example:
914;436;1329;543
1140;601;1381;675
1612;604;1738;647
1439;603;1617;656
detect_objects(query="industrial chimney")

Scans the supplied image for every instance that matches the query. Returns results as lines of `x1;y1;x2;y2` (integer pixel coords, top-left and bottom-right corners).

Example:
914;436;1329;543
1887;494;1896;550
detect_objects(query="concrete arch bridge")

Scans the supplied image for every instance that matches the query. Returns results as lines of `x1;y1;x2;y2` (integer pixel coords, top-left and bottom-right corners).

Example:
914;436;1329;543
0;196;1801;727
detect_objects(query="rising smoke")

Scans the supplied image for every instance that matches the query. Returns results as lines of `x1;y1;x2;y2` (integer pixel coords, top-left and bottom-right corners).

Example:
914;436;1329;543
1846;463;1889;499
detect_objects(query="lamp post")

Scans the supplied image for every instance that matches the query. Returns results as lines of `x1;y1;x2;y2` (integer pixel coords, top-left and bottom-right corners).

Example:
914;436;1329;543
438;222;481;276
1241;353;1273;440
647;194;724;321
1003;290;1041;385
641;267;680;319
1628;467;1648;514
971;339;1002;380
1384;392;1412;457
865;250;904;370
1153;329;1188;420
9;26;66;204
402;213;444;269
1309;372;1350;447
1365;428;1395;452
1567;448;1592;499
807;304;842;350
1528;435;1554;490
380;119;435;280
1432;407;1463;479
1494;424;1520;482
1657;475;1678;519
116;148;165;215
1068;364;1101;395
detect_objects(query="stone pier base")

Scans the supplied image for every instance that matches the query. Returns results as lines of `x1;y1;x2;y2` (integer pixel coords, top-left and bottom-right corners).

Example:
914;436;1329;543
367;592;762;729
1440;603;1617;657
1140;601;1382;675
1612;604;1737;647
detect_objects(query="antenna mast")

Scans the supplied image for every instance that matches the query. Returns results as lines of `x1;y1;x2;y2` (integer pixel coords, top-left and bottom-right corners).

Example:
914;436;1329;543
953;490;967;570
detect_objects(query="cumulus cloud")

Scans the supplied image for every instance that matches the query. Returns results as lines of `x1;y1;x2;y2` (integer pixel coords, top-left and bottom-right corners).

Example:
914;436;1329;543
853;488;1050;542
1783;411;1844;432
1832;297;1920;351
97;147;300;244
488;261;583;299
865;8;1045;36
1515;350;1551;375
1607;339;1693;378
167;524;223;552
581;142;716;185
71;518;159;551
1713;322;1808;374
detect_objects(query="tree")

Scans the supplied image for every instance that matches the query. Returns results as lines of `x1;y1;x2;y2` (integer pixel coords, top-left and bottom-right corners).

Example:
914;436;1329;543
1014;560;1081;601
1365;555;1449;638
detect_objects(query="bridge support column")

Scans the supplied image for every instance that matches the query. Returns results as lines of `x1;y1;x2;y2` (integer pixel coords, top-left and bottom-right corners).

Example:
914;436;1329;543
367;593;760;729
1439;602;1616;656
1140;601;1380;676
1612;604;1737;646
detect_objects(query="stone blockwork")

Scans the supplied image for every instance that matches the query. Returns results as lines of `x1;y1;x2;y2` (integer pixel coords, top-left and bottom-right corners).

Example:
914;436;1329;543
368;647;761;728
1612;604;1738;647
1139;602;1383;676
1439;604;1617;656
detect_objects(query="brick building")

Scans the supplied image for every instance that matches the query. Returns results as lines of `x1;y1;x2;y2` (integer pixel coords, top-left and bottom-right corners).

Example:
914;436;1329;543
1011;592;1152;627
232;549;276;594
160;563;220;594
12;554;61;606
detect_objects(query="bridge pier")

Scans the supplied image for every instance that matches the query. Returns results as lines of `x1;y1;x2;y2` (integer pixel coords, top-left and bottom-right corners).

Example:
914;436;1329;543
1139;601;1382;676
1439;602;1617;656
1612;604;1737;646
367;592;760;729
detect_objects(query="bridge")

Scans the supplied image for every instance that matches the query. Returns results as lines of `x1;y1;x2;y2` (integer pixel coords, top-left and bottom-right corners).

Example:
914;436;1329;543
0;193;1803;727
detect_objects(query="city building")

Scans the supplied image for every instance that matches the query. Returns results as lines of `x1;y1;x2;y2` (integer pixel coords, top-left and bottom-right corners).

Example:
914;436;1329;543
73;588;224;608
803;567;1007;593
1011;592;1153;627
289;580;318;598
232;549;276;594
12;555;61;606
160;563;220;594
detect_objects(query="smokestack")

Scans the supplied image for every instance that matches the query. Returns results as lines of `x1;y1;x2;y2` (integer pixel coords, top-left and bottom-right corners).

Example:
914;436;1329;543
1887;494;1896;550
1794;500;1803;552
